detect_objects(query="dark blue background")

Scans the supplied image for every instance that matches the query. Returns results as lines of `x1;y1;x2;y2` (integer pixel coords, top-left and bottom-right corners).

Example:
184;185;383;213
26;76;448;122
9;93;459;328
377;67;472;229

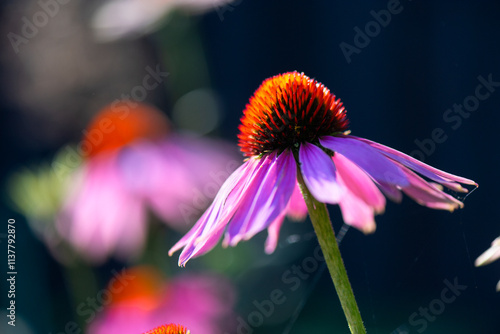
1;0;499;333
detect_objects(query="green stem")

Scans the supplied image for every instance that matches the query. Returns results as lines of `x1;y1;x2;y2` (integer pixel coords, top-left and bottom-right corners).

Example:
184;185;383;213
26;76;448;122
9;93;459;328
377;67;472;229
297;169;366;334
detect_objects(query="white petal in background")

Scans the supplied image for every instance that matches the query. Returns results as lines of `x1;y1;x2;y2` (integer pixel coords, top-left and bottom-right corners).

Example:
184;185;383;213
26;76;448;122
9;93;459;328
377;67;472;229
91;0;236;42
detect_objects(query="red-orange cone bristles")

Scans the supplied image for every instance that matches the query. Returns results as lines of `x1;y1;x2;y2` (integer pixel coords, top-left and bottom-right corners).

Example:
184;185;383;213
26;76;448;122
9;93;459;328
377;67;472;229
238;71;349;157
83;101;169;159
143;323;190;334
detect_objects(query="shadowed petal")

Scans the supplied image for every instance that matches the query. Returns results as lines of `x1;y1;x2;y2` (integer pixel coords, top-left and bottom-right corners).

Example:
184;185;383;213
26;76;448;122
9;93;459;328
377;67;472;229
374;182;403;203
320;136;409;187
299;142;343;203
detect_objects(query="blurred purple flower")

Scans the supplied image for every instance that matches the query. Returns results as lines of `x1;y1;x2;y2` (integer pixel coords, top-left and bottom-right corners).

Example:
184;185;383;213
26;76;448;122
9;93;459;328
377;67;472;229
88;266;235;334
169;72;477;266
57;102;238;262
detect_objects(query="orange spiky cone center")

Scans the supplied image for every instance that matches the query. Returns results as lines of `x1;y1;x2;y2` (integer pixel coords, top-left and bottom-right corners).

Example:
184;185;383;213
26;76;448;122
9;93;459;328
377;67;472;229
238;71;349;157
143;323;190;334
83;101;169;159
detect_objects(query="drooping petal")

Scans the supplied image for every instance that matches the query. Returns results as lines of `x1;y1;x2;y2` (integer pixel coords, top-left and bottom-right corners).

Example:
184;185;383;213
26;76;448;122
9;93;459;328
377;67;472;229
320;136;409;187
285;182;308;220
401;169;464;211
353;136;477;191
333;153;386;214
264;213;287;254
299;142;343;203
225;149;297;246
169;158;260;265
171;154;283;266
336;171;377;234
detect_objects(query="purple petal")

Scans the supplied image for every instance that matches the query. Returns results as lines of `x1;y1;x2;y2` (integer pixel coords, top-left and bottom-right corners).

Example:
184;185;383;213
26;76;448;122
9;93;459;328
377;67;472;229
353;136;477;191
299;142;343;203
224;149;297;246
169;158;262;265
320;136;409;187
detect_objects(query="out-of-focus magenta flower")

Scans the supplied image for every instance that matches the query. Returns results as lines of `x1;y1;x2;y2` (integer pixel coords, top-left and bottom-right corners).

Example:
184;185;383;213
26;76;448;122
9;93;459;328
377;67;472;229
57;102;238;262
91;0;237;41
88;266;235;334
169;72;477;266
475;237;500;291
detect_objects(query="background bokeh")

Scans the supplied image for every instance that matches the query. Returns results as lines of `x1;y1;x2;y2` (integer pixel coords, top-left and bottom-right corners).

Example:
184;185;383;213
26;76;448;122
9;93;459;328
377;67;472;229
1;0;499;333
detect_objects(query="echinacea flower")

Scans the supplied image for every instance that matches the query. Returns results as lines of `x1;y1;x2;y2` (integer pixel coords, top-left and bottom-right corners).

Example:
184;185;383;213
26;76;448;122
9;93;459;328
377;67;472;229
144;323;190;334
57;101;237;262
88;266;235;334
169;71;477;266
475;236;500;291
91;0;236;41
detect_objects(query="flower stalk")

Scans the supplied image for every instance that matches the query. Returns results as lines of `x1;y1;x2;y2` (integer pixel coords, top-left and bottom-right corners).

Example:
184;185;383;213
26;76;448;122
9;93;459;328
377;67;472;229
297;166;366;334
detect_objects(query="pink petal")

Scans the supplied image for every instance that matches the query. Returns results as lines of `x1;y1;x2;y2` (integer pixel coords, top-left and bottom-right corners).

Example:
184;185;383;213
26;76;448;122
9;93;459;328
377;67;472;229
401;169;464;211
264;213;287;254
333;153;386;214
336;172;377;234
285;182;308;220
299;142;343;203
320;136;409;187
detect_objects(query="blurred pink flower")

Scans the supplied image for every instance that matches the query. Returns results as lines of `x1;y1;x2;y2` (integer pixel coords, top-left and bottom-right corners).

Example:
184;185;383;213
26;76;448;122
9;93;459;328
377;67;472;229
88;266;235;334
91;0;237;41
57;102;238;262
170;72;477;266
